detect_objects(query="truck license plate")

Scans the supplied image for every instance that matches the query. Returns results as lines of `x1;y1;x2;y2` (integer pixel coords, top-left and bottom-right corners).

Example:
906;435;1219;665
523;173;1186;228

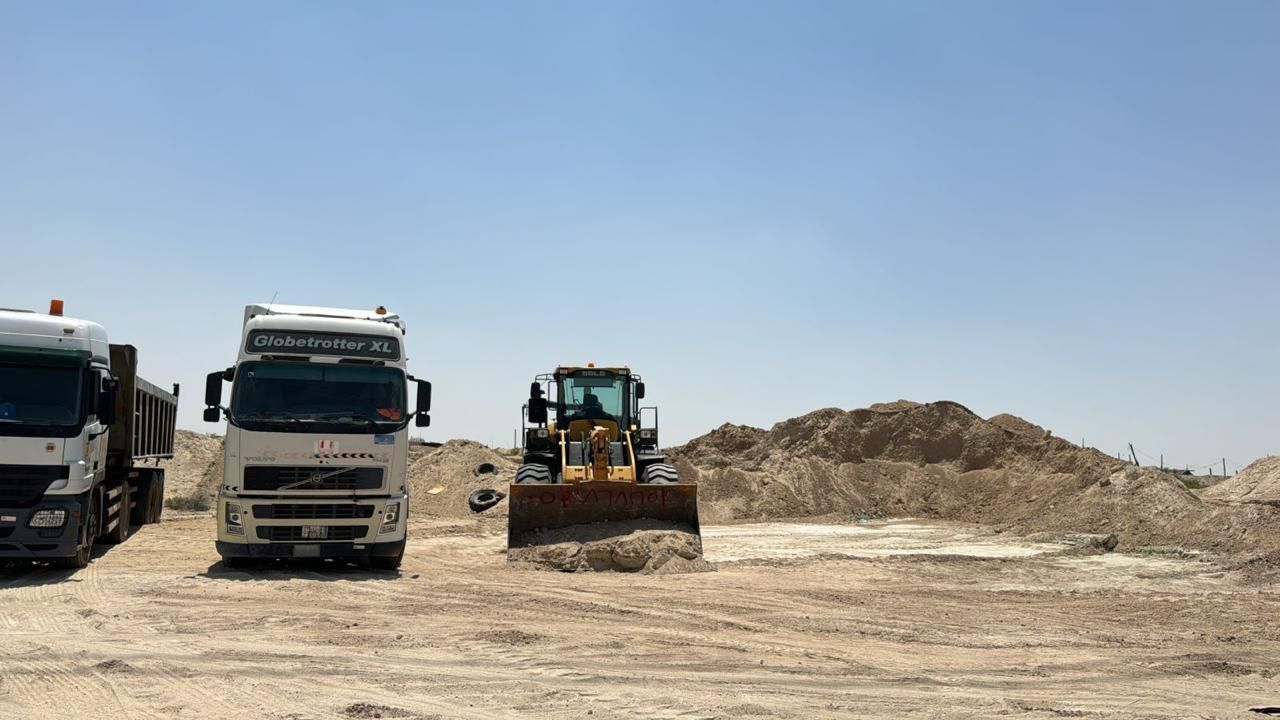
301;526;328;540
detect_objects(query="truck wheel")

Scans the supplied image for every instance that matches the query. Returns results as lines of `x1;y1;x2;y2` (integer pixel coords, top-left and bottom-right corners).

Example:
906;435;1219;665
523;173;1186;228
132;470;165;525
515;464;553;485
150;472;165;523
369;541;405;571
103;482;131;544
468;488;505;513
54;491;100;570
641;463;679;485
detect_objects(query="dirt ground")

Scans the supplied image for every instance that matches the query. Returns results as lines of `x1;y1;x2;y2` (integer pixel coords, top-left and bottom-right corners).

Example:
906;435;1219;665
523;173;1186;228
2;514;1277;720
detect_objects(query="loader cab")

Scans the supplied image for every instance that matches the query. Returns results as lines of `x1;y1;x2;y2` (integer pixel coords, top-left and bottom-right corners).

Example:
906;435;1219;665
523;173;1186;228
557;369;628;441
524;365;656;458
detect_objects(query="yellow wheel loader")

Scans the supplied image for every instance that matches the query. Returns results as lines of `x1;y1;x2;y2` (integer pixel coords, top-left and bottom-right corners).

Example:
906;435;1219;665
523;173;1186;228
507;365;699;552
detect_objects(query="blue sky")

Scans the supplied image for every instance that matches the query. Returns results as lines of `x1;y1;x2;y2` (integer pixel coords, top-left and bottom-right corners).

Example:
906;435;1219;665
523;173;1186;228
2;1;1277;471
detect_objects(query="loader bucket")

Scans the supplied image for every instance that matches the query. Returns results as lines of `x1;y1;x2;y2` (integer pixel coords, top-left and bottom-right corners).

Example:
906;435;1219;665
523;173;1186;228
507;482;700;551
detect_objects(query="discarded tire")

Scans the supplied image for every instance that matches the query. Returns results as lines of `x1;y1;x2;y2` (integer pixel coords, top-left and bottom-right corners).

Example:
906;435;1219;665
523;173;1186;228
641;463;679;485
515;464;553;485
473;462;497;476
468;488;506;513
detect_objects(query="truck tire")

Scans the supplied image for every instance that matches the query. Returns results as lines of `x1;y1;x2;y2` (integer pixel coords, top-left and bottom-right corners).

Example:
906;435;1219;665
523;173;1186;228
131;469;165;526
468;488;505;513
515;464;553;485
54;490;100;570
103;481;131;544
641;463;679;485
369;550;403;571
148;471;165;523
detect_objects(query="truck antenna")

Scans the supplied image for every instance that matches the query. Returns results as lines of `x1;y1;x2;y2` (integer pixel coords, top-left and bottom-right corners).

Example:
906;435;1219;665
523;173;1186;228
266;291;278;315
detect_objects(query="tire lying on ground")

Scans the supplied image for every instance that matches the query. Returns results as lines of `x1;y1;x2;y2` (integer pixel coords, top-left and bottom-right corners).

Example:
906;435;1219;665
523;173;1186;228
468;488;506;513
640;463;679;485
515;464;553;485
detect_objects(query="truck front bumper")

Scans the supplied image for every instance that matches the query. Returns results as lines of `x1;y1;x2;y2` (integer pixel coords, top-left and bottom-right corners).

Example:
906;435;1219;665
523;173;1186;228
0;495;84;559
216;537;405;560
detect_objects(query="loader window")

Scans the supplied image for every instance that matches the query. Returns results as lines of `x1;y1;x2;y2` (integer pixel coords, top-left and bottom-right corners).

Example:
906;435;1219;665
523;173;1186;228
560;373;624;422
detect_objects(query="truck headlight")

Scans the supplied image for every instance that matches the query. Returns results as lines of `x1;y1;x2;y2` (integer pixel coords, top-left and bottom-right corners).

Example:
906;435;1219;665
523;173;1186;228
226;503;244;535
379;502;400;534
29;509;67;528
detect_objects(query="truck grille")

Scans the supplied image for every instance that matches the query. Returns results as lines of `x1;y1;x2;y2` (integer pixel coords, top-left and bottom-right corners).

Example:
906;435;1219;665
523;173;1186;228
0;465;70;508
252;504;376;520
242;466;384;491
255;526;369;542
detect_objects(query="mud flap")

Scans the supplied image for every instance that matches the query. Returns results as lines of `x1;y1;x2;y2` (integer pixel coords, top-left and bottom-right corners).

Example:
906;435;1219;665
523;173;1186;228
507;482;699;552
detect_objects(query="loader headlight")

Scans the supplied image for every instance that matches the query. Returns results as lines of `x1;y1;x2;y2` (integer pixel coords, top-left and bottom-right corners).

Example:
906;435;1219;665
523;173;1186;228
29;508;68;528
379;502;400;534
225;503;244;535
638;428;657;442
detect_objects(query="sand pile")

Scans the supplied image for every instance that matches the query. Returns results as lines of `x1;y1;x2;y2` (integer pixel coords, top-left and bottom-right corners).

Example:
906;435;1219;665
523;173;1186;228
670;401;1280;556
1204;456;1280;505
406;440;519;517
509;520;711;574
160;430;225;508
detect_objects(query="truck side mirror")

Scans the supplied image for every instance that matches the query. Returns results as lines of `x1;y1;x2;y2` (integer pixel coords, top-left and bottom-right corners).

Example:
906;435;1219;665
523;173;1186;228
415;412;431;428
528;397;548;425
635;382;645;400
530;381;543;399
203;407;221;422
416;379;432;413
98;378;119;426
204;371;223;409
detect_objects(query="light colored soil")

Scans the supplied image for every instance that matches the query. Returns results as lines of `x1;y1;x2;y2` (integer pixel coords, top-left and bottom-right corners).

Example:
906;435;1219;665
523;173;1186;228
1205;456;1280;505
509;521;710;574
1;514;1277;719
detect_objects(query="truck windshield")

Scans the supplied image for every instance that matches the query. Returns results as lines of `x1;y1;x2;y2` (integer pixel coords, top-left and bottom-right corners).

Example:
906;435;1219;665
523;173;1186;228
560;371;625;422
0;364;83;427
231;362;406;432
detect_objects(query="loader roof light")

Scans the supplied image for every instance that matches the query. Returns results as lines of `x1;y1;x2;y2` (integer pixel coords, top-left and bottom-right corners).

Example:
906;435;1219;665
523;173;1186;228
49;299;64;316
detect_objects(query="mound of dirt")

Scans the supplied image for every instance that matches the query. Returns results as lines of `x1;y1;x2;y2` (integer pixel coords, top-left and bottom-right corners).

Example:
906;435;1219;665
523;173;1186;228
159;430;224;506
406;440;519;517
1204;456;1280;505
669;401;1280;558
510;520;712;574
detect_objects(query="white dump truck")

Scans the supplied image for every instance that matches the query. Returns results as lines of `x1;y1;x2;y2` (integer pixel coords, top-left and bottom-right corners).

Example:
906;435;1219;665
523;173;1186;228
0;300;177;568
204;304;430;569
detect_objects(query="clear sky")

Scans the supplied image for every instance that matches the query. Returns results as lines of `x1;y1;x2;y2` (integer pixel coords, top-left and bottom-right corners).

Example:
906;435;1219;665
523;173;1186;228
2;1;1277;471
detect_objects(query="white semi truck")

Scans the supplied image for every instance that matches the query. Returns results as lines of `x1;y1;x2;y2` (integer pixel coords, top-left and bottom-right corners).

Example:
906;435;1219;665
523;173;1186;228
0;300;177;568
204;304;430;570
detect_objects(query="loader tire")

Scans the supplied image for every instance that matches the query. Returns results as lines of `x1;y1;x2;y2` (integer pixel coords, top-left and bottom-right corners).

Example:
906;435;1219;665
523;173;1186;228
515;464;553;485
641;463;679;485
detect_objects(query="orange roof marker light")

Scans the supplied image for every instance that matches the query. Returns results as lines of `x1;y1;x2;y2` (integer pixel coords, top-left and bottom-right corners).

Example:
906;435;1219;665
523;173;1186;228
375;305;387;315
49;299;64;316
587;362;595;368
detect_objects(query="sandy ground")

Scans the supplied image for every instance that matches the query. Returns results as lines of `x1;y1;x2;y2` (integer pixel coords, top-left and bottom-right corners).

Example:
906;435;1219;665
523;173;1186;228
1;515;1277;720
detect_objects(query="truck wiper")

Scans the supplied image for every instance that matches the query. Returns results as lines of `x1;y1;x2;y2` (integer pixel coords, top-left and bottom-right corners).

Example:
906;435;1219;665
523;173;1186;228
303;412;382;429
236;413;306;427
